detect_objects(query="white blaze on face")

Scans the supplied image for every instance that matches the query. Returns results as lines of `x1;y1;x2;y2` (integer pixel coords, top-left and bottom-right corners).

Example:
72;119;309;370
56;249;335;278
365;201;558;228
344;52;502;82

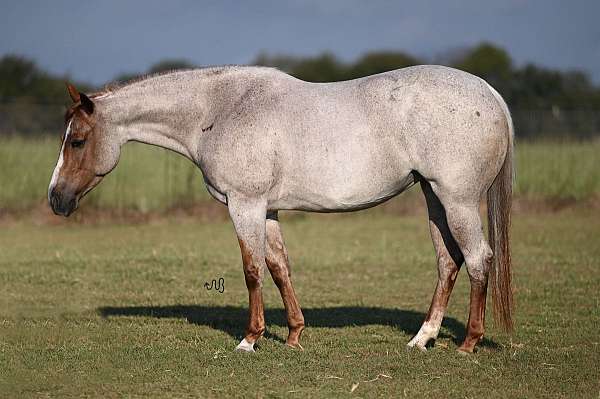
48;120;72;199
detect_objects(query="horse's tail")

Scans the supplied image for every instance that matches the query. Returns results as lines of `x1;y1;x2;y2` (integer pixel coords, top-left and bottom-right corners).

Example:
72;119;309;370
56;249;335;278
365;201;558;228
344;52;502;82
486;83;514;332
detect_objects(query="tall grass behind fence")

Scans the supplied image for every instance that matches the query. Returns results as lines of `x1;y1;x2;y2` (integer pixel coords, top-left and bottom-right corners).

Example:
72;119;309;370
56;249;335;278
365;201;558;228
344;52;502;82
0;135;599;212
515;139;600;200
3;101;600;139
0;136;209;211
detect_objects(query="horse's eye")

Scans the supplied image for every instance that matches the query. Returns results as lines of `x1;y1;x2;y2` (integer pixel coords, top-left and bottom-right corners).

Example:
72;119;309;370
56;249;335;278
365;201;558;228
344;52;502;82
71;139;86;148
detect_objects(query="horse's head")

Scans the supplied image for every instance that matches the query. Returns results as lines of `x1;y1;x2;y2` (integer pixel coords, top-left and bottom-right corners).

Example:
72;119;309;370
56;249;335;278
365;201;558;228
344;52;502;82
48;83;121;216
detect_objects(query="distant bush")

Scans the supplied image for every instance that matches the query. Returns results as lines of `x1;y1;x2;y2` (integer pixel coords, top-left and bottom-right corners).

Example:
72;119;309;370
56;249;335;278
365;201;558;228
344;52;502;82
2;43;600;138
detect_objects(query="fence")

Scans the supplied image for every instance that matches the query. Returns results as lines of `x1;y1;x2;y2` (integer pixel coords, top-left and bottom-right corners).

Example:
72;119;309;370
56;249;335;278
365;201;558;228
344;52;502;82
512;108;600;139
1;101;599;138
0;102;598;214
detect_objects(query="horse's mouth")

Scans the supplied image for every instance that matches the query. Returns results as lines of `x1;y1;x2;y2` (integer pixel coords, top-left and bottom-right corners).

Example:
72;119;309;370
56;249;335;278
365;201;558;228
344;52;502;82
49;194;78;217
49;175;103;217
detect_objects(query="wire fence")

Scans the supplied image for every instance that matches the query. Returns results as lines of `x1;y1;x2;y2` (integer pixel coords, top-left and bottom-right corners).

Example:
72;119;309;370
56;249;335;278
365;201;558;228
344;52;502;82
1;101;599;138
0;102;598;213
512;107;600;139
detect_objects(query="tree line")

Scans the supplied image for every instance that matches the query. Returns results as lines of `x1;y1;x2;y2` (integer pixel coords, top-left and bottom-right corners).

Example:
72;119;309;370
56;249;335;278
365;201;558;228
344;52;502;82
1;43;598;137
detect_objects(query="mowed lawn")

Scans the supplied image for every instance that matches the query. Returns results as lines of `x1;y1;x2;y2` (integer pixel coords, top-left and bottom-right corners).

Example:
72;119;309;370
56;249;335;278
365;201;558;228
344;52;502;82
1;208;599;397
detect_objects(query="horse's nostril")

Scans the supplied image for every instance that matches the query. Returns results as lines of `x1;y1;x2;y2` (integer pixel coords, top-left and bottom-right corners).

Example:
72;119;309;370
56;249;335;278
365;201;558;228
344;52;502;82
50;194;58;210
49;189;65;214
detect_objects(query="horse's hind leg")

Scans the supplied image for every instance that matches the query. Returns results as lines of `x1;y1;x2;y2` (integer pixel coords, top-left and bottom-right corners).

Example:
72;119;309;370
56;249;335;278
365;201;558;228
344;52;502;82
434;189;493;354
265;212;305;349
407;180;464;351
228;196;268;352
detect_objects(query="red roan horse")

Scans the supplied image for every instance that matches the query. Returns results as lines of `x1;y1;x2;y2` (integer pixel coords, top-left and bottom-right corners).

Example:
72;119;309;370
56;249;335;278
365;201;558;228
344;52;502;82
49;65;513;353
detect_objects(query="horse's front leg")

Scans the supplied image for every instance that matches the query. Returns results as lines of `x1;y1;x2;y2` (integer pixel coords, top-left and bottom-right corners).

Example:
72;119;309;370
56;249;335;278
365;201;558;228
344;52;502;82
265;212;305;349
228;196;268;353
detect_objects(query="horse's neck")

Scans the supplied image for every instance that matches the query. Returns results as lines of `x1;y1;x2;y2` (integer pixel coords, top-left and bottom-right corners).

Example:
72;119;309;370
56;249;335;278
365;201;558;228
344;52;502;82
121;119;197;160
100;72;222;162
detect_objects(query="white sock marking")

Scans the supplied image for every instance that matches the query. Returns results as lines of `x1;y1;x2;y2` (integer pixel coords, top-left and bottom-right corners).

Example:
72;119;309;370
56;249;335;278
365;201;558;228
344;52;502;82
235;338;255;352
407;320;441;350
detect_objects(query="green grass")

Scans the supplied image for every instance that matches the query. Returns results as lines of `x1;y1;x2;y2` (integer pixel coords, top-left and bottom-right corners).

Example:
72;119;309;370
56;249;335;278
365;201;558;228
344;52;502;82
0;136;208;211
1;136;599;211
1;209;599;397
514;139;600;200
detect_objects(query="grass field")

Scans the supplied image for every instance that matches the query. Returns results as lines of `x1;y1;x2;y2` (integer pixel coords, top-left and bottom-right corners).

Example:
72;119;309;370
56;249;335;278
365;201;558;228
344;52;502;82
1;208;599;397
1;136;599;212
0;136;207;212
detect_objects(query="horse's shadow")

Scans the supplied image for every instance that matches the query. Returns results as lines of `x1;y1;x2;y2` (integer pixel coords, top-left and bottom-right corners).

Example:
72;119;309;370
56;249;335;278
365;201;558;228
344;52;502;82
97;305;499;349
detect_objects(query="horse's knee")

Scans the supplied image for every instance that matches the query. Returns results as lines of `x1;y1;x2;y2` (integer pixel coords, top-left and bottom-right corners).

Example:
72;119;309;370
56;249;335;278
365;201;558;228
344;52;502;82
243;263;263;288
238;238;265;288
438;253;460;282
265;256;288;287
266;221;286;252
268;237;285;253
266;237;292;288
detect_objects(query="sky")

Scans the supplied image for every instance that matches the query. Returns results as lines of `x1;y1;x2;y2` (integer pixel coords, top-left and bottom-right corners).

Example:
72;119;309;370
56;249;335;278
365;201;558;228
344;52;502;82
2;0;599;85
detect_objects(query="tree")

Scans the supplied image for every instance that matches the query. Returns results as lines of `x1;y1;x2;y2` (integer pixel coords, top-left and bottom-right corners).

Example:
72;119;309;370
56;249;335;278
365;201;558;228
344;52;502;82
0;55;39;100
148;59;195;74
454;43;513;98
113;59;196;85
289;52;346;82
0;55;83;103
346;51;420;79
511;64;600;109
253;52;303;73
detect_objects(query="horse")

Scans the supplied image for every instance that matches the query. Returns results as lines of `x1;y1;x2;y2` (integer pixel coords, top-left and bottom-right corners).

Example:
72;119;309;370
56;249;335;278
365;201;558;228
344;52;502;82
48;65;513;354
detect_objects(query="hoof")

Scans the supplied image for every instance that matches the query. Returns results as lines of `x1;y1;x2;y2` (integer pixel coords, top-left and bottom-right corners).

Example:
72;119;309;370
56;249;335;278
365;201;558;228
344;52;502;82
406;342;427;352
406;334;430;352
456;347;473;356
235;338;255;353
457;339;478;354
285;342;304;351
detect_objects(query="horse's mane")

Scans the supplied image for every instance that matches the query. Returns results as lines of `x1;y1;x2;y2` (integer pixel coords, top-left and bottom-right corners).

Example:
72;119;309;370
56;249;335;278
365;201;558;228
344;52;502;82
93;68;196;96
62;65;283;129
91;65;276;98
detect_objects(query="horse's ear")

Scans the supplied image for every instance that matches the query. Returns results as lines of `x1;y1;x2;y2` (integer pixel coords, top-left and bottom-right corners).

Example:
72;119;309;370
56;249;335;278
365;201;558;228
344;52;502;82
79;92;95;115
66;82;80;103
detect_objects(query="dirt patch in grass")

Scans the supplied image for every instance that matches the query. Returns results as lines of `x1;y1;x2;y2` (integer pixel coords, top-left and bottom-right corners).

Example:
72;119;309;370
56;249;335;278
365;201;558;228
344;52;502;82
2;195;599;226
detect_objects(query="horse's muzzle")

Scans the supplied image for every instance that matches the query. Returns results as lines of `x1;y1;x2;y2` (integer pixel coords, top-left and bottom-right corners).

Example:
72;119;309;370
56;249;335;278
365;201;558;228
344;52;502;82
49;188;77;217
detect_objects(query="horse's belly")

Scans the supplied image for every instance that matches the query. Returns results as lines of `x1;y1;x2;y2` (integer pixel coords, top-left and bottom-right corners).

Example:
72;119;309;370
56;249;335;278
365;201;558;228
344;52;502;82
271;171;416;212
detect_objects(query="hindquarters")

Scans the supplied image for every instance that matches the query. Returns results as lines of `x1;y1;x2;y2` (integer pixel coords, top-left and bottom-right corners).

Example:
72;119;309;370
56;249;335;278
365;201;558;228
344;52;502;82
409;77;514;351
432;80;514;333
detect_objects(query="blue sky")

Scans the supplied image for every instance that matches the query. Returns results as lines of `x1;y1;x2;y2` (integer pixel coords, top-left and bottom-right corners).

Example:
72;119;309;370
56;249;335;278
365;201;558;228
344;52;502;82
2;0;599;85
